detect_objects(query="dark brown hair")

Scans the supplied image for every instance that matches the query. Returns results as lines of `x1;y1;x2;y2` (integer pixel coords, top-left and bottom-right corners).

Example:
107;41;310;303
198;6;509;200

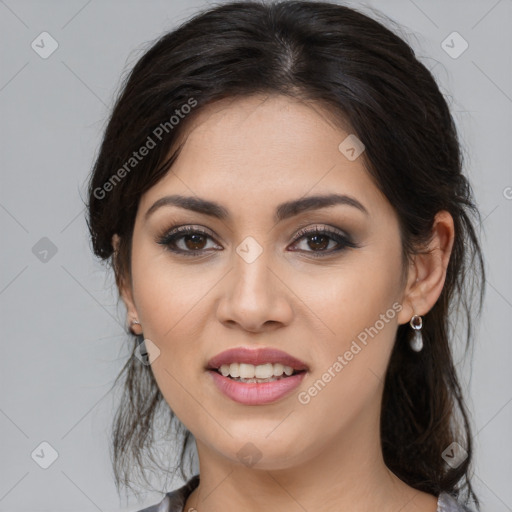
86;1;485;508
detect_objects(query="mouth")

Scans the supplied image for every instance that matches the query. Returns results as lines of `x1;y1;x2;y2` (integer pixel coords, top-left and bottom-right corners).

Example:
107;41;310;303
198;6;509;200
208;363;306;383
206;347;309;405
206;346;309;384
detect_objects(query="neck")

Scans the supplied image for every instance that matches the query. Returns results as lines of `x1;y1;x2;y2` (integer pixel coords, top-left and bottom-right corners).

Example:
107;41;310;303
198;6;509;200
184;402;437;512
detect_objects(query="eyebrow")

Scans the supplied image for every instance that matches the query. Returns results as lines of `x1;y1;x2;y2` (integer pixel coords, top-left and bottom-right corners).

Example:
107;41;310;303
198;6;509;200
144;193;369;223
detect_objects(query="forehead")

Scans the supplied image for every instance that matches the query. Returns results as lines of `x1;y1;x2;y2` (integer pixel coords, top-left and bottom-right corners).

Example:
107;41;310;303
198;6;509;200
140;94;392;221
175;93;351;166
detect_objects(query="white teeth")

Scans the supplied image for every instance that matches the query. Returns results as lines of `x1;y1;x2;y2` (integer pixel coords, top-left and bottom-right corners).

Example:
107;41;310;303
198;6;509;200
255;363;273;379
239;363;255;379
229;362;240;378
284;365;293;376
218;363;296;379
273;363;284;375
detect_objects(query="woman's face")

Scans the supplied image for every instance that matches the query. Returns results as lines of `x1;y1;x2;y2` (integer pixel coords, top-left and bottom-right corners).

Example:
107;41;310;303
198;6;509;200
121;94;415;470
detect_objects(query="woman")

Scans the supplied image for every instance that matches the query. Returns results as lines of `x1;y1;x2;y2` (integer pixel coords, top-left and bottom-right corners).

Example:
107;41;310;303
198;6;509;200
86;1;485;511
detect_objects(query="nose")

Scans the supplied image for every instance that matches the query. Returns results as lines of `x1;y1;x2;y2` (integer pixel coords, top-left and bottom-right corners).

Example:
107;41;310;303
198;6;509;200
216;246;294;333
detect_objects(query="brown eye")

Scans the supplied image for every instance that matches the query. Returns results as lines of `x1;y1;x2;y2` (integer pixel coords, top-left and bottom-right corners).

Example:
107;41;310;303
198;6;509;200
289;225;359;257
157;226;222;256
183;233;208;250
305;233;330;251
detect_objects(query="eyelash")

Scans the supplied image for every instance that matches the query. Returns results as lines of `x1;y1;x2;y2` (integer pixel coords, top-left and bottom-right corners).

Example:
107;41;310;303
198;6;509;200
156;224;359;258
157;226;359;258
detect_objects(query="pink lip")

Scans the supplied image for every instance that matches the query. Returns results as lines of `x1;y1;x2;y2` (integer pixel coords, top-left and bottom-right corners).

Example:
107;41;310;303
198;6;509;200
206;347;309;405
207;370;307;405
206;347;309;371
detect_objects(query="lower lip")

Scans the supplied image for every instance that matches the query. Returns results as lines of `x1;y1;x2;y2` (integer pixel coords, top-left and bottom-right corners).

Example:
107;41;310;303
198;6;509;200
207;370;307;405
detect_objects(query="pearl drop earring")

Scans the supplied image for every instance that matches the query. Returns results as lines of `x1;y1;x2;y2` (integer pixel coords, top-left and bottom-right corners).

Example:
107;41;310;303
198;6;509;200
409;314;423;352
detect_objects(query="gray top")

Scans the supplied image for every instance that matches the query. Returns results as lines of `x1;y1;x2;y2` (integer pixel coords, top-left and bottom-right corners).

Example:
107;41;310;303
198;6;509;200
136;474;474;512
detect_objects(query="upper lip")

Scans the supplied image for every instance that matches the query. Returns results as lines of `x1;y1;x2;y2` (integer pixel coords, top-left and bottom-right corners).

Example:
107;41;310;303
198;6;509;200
207;347;309;371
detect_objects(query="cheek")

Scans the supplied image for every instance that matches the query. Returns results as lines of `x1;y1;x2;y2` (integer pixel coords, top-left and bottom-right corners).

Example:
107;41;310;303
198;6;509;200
301;252;401;348
131;244;210;341
296;247;402;408
130;249;215;421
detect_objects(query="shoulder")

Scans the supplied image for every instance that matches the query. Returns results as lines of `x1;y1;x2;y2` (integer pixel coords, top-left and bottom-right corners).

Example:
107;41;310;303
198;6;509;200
133;475;200;512
134;479;474;512
133;497;169;512
437;492;475;512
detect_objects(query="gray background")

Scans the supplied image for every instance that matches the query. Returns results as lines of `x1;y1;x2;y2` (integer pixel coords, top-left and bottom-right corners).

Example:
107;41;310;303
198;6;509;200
1;0;511;511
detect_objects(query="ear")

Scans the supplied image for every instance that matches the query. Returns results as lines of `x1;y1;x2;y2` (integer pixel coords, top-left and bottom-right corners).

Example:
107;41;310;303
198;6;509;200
112;234;142;335
397;210;455;326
